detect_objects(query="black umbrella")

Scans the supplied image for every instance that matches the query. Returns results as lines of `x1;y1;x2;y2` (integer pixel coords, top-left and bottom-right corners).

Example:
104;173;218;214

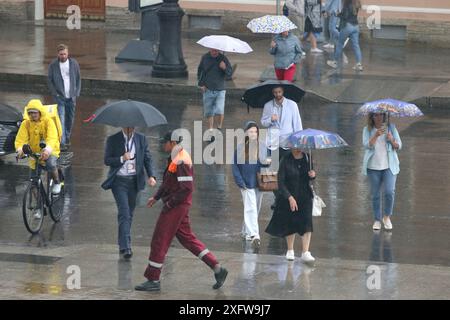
85;100;167;128
241;80;306;110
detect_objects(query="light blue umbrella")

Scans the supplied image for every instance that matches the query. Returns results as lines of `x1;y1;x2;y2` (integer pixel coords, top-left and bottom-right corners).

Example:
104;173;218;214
356;98;424;118
288;128;349;169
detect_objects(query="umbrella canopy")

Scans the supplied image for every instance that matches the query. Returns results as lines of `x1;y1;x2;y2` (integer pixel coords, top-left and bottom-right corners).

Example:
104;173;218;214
288;128;349;150
242;80;306;108
356;98;424;117
197;35;253;54
86;100;167;128
247;15;297;34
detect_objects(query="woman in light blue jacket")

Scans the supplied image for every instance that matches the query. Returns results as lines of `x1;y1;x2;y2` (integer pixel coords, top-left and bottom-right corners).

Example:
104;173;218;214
362;113;402;231
270;31;304;82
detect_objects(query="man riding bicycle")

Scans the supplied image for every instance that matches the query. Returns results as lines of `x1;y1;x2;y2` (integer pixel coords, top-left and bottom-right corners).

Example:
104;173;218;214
15;99;62;197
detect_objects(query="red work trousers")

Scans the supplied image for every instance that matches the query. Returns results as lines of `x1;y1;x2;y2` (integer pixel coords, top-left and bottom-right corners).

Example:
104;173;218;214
144;204;219;281
275;64;297;82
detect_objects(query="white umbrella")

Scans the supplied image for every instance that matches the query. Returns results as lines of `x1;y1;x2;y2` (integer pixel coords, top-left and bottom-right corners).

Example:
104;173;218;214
197;35;253;54
247;15;297;34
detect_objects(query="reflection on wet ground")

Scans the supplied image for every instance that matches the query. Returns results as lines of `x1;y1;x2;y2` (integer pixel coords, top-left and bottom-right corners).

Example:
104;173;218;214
1;91;449;268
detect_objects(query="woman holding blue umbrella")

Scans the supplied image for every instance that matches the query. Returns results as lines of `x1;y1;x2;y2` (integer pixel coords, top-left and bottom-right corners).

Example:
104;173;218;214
362;112;402;231
265;146;316;263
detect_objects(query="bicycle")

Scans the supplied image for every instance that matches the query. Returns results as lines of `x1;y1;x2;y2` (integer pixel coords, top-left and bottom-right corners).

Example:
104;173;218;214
19;144;66;234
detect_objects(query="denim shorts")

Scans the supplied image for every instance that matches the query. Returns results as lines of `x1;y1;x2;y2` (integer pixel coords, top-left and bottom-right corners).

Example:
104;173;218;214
203;89;226;117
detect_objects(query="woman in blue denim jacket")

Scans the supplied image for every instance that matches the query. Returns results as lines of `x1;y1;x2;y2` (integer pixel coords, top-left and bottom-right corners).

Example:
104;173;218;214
362;113;402;231
232;121;270;249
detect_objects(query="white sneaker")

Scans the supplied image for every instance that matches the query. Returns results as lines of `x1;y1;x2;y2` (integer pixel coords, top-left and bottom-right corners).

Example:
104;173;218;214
301;51;306;56
33;209;42;220
352;63;364;71
310;48;323;54
301;251;316;263
373;220;381;230
285;250;295;261
383;216;393;230
52;183;62;195
327;60;338;69
323;43;334;49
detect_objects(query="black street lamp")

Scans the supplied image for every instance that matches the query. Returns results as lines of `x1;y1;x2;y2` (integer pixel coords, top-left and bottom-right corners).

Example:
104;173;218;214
152;0;188;78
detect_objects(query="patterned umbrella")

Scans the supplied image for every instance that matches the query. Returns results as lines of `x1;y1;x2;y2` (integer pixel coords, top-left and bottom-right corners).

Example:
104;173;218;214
197;35;253;53
356;98;424;117
288;128;349;150
247;15;297;34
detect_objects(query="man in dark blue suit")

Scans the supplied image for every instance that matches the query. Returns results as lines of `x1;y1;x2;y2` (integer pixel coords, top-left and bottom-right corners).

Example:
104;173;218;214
102;127;157;260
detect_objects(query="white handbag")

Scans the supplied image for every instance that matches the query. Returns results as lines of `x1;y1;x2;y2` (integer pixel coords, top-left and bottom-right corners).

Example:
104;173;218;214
311;185;326;217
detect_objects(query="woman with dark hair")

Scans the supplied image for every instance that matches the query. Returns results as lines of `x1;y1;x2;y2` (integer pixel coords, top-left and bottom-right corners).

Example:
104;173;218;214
265;147;316;263
327;0;363;70
303;0;324;54
232;121;269;249
362;113;402;231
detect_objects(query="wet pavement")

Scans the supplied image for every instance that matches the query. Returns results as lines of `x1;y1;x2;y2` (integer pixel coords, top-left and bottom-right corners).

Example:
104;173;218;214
1;24;450;103
0;90;449;299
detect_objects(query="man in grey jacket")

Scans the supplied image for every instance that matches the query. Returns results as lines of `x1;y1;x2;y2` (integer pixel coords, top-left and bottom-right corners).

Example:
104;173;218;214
47;44;81;151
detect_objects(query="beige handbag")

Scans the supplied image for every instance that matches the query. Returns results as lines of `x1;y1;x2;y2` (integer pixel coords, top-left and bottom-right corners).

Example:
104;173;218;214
257;171;278;192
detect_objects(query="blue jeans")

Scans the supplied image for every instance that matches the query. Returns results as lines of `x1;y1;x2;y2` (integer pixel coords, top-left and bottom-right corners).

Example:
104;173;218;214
203;89;226;117
367;169;397;221
334;22;362;64
328;14;340;46
112;176;138;251
55;96;76;145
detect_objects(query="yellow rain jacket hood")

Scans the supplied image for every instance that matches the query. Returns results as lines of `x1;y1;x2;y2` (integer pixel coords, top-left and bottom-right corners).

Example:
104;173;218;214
15;99;61;168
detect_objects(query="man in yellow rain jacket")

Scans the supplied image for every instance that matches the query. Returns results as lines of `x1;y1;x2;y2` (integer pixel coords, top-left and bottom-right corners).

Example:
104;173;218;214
15;99;62;195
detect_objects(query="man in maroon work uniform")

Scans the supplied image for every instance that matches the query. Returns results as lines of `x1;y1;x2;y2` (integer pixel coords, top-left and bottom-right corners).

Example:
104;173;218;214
135;131;228;292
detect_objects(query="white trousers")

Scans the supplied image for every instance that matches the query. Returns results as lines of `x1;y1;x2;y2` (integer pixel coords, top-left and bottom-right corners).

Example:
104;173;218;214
240;188;263;240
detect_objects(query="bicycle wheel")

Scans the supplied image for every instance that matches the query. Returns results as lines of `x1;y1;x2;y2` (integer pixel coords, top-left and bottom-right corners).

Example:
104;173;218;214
22;182;44;234
49;169;65;222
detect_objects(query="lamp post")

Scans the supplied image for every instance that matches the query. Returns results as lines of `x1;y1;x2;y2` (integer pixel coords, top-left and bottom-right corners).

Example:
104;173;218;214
151;0;188;78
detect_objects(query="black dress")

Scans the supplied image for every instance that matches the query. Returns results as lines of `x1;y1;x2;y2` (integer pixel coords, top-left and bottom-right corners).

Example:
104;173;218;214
265;153;314;237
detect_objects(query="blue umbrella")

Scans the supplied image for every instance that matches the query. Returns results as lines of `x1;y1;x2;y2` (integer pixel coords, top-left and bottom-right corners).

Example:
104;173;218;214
288;128;349;150
288;128;349;170
356;98;424;118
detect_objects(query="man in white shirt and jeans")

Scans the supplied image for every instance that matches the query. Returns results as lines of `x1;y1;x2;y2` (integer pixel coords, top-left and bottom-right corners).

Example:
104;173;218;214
261;86;303;163
261;86;303;205
48;44;81;151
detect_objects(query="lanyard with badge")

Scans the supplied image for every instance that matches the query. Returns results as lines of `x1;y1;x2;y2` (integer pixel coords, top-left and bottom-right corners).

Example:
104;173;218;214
125;136;136;174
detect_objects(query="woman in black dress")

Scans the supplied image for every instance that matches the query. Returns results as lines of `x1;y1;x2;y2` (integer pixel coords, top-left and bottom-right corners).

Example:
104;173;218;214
265;147;316;263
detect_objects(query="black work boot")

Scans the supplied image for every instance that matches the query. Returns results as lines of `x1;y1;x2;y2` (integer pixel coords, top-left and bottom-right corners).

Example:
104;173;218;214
135;280;161;292
213;267;228;290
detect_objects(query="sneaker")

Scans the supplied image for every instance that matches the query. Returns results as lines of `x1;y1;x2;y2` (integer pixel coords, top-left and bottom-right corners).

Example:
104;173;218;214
327;60;338;69
135;280;161;292
52;183;62;195
353;63;364;71
285;250;295;261
311;48;323;54
301;51;306;56
383;216;393;230
301;251;316;263
323;43;334;49
373;220;381;231
213;267;228;289
251;237;261;250
33;209;42;220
